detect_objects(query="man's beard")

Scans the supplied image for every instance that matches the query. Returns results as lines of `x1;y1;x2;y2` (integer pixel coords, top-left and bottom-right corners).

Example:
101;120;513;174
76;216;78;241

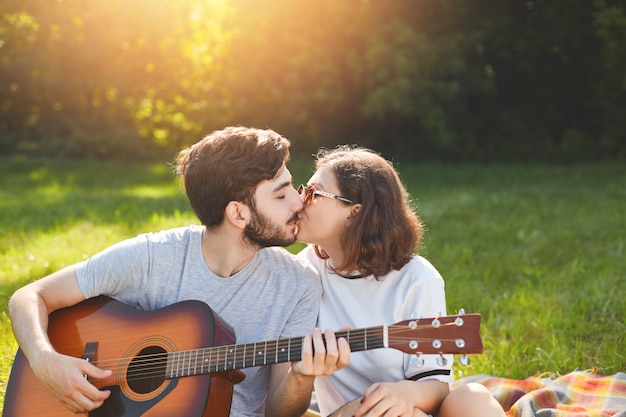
243;210;298;248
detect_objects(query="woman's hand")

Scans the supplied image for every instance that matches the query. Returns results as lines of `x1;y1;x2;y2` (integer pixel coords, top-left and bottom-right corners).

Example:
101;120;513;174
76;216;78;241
354;379;448;417
354;381;418;417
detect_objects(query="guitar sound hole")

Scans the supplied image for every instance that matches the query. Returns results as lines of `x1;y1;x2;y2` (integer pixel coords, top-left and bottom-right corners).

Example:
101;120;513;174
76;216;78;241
127;346;167;394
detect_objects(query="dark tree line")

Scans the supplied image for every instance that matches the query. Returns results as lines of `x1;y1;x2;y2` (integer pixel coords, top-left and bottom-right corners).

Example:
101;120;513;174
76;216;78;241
1;0;624;162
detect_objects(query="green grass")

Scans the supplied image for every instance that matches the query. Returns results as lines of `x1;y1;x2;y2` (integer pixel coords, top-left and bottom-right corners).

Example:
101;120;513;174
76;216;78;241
401;163;626;379
1;157;625;410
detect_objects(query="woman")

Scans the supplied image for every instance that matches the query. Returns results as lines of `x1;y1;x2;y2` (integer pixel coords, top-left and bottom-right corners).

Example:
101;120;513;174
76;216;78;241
296;146;504;417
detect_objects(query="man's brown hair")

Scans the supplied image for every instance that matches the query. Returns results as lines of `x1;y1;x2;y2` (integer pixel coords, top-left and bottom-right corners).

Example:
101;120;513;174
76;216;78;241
176;126;290;228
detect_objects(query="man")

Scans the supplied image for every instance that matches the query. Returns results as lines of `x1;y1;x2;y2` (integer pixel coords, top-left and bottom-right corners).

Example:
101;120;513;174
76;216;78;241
8;126;345;417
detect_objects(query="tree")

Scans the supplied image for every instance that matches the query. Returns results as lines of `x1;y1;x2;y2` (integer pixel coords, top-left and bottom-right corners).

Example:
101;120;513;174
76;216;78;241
0;0;234;158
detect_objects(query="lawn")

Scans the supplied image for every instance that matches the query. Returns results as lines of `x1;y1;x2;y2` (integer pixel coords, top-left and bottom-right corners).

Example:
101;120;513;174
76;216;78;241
1;156;625;411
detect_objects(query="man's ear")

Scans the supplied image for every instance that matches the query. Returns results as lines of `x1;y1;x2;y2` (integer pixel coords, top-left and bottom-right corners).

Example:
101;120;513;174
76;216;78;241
224;201;250;229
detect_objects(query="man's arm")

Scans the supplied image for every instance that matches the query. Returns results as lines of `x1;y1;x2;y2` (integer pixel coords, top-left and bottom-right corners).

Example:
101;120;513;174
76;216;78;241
265;329;351;417
8;264;112;413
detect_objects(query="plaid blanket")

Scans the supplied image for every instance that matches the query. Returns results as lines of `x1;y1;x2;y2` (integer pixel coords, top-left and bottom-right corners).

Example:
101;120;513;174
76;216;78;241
455;369;626;417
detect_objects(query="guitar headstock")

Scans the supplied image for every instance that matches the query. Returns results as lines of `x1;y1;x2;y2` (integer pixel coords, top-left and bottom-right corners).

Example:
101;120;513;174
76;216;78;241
387;313;483;355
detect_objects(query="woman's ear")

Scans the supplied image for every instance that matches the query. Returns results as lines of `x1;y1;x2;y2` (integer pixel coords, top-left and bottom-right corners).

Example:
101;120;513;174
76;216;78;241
347;203;362;219
224;201;250;229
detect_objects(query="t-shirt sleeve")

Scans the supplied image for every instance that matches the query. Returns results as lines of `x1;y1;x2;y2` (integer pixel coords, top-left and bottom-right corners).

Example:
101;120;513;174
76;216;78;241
76;234;152;299
280;258;322;339
402;259;454;384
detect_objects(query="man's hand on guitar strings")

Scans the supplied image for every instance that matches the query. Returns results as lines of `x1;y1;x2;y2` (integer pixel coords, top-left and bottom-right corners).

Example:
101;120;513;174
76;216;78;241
32;350;112;413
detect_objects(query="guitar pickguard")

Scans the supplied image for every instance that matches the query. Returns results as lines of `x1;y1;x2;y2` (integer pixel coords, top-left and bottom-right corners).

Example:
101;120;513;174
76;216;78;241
90;379;178;417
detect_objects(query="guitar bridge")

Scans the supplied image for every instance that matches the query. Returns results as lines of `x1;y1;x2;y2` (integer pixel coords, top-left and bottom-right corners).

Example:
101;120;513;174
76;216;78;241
81;342;99;379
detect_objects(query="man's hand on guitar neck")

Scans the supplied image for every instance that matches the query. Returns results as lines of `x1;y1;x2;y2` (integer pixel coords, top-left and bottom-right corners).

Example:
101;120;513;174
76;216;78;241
292;327;351;377
266;328;351;417
30;348;112;413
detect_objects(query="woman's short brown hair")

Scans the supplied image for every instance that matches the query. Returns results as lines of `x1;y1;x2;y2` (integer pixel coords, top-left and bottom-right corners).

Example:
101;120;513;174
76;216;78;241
176;126;290;228
314;146;423;280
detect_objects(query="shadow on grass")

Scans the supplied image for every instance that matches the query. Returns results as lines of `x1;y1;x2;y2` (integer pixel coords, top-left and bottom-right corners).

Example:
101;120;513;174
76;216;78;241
0;157;196;313
0;157;191;238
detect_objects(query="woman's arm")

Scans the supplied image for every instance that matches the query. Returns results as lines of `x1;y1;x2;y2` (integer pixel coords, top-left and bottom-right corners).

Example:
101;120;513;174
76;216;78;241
355;379;449;417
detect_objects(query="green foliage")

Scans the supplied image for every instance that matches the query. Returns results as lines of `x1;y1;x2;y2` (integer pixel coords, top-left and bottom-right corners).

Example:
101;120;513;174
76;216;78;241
1;1;625;161
0;0;234;158
1;158;625;410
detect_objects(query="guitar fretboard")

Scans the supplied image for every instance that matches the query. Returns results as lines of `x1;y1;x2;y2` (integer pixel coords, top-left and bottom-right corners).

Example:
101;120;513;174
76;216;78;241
165;326;387;378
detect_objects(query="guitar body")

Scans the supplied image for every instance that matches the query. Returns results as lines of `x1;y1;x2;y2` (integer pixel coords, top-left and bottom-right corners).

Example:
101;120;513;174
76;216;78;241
5;297;482;417
4;296;244;417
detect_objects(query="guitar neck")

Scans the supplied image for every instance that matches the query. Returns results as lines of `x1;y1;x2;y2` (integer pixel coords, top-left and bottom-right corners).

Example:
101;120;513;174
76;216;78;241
165;326;385;378
164;313;483;379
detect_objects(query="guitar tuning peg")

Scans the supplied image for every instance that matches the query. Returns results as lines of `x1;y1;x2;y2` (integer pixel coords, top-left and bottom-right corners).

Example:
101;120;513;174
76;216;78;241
460;355;470;366
411;311;421;319
437;354;448;366
458;308;465;315
411;355;424;368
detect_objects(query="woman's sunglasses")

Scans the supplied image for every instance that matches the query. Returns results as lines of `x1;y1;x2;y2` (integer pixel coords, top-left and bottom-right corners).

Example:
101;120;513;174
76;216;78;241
297;184;355;206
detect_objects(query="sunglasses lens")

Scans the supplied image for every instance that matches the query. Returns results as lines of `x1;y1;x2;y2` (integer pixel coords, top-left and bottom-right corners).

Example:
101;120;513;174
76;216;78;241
298;185;314;206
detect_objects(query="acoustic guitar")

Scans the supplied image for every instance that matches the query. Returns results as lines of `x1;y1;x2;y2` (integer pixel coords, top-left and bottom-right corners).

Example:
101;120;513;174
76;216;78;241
4;296;483;417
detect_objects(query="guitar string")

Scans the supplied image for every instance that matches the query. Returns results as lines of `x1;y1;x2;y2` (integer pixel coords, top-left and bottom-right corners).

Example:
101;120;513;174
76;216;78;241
84;321;472;382
89;326;461;371
91;324;464;371
87;321;469;382
89;319;466;366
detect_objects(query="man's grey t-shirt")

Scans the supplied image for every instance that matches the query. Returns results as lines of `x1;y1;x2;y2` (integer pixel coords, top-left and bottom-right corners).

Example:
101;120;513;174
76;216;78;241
76;225;321;417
